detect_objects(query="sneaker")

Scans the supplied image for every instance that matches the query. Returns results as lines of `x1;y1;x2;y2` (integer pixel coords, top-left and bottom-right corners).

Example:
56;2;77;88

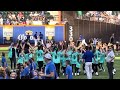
103;69;105;72
92;69;93;73
84;71;86;75
57;77;59;79
113;69;116;73
63;73;64;76
77;73;80;76
75;73;77;76
113;72;115;75
95;72;99;76
72;73;73;75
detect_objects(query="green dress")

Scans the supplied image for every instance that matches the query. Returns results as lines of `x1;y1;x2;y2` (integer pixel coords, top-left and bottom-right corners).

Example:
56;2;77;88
17;55;24;64
71;52;79;64
24;54;29;62
8;48;12;59
99;52;106;64
51;51;56;63
92;50;101;64
36;50;44;62
66;50;73;61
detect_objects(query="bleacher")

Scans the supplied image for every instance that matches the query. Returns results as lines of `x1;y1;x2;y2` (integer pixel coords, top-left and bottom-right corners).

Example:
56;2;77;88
0;11;57;25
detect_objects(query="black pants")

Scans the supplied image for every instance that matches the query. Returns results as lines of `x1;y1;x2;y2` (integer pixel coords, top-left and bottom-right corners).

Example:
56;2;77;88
37;61;43;71
112;62;115;70
83;63;85;71
92;64;98;73
72;64;77;73
62;67;66;74
76;68;79;73
99;63;104;70
107;62;113;79
55;63;60;77
10;57;16;69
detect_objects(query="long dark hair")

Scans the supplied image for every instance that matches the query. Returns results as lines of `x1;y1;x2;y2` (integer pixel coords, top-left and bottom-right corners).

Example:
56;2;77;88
38;45;43;50
0;67;5;78
92;47;96;53
2;52;5;57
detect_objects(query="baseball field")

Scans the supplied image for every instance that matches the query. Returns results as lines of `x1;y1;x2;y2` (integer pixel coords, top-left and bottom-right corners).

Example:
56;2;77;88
0;46;120;79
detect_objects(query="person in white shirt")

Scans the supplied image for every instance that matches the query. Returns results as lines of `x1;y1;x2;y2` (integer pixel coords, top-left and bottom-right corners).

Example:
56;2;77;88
105;46;115;79
0;17;3;25
93;38;98;46
26;19;30;25
29;12;34;17
11;13;16;20
34;11;39;17
106;11;112;16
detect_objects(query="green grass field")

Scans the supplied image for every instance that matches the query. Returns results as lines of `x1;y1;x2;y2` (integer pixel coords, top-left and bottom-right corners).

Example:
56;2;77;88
0;47;120;79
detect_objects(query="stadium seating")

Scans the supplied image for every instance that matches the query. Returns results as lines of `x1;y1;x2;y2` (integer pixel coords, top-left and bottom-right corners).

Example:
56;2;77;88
0;11;57;25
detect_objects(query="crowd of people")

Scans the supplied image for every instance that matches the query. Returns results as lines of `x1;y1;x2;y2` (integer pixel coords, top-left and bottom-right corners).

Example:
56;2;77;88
77;11;120;25
0;33;118;79
1;11;120;25
0;11;55;25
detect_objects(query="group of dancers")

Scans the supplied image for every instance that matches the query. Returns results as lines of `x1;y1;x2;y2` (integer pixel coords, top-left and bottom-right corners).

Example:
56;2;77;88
0;33;117;79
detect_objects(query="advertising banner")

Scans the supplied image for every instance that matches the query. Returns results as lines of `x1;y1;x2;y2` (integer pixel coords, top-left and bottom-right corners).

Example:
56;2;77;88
13;26;45;43
3;26;13;44
55;26;64;42
0;25;65;44
0;27;3;44
45;26;55;40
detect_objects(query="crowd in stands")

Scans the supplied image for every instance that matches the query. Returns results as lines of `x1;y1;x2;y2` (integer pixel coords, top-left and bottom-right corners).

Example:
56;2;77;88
1;11;120;25
77;11;120;25
0;11;57;25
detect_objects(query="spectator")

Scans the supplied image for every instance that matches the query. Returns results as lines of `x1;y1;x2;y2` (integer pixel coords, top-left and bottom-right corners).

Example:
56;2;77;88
0;67;5;79
117;13;120;24
20;16;26;25
29;12;34;17
11;12;16;20
77;11;83;19
26;19;30;25
8;12;12;20
5;19;10;25
17;12;23;21
1;52;8;68
106;46;115;79
0;16;3;25
62;18;68;24
39;53;58;79
34;11;39;17
65;60;73;79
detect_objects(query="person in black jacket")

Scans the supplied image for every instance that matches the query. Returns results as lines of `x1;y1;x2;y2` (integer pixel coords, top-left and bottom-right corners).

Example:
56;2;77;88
110;33;115;44
11;43;17;70
16;40;22;57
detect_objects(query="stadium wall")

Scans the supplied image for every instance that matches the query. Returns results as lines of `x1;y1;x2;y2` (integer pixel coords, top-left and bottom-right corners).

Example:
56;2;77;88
0;25;65;44
65;20;120;43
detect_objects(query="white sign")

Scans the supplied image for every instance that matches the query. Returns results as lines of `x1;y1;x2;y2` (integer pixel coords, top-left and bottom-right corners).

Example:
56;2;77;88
45;26;55;36
3;26;13;37
69;26;73;41
17;34;34;40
